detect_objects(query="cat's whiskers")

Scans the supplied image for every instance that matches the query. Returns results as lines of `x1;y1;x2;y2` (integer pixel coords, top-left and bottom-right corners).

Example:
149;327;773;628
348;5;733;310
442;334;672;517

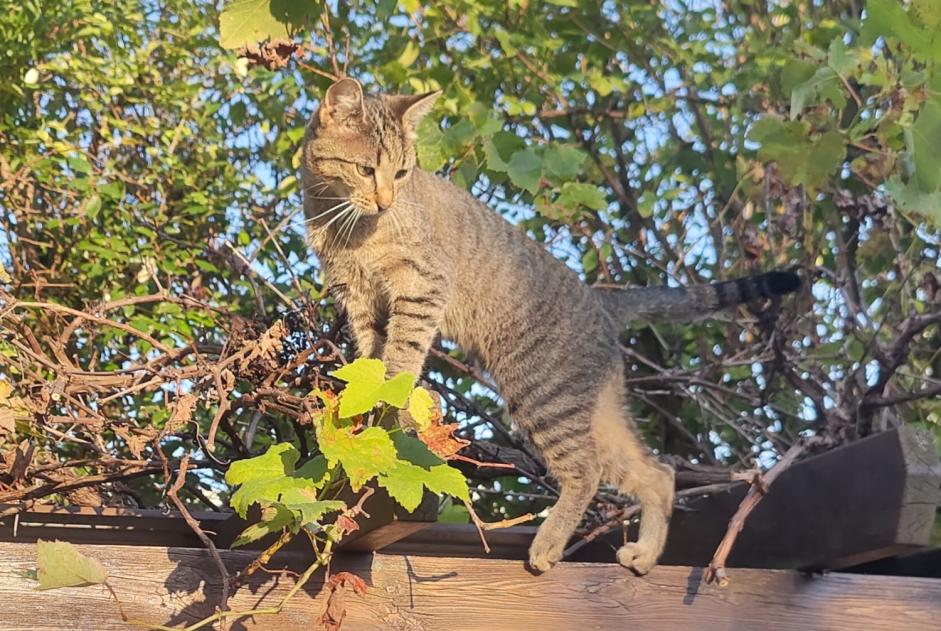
341;209;362;249
387;208;407;247
303;200;354;225
313;204;355;240
329;206;359;251
302;181;333;196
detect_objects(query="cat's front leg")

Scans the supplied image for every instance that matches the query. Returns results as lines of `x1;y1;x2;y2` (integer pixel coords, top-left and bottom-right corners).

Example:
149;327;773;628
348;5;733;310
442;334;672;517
330;269;385;359
380;258;451;379
383;292;447;379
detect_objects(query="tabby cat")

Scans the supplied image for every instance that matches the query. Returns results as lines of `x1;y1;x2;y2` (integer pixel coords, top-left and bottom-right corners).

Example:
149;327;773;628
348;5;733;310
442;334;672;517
301;78;800;574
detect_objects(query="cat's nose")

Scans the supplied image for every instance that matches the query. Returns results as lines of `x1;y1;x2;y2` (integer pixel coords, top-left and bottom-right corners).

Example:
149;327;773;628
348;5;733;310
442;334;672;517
376;191;393;210
375;188;394;211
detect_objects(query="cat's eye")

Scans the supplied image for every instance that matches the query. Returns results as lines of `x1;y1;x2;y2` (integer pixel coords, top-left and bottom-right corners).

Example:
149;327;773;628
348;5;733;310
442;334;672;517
356;164;375;177
395;169;408;180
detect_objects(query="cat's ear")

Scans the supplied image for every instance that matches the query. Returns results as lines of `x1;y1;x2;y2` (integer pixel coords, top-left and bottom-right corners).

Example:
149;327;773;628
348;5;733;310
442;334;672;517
319;77;365;127
392;91;441;130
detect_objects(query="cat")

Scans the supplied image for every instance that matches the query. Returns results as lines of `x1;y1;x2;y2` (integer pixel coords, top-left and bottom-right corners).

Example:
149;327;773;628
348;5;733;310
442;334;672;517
301;77;800;574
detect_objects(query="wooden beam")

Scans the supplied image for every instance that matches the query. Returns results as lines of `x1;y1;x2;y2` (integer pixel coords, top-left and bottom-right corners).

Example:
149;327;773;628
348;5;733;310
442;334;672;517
0;542;939;630
652;425;941;569
0;482;437;554
2;427;936;569
387;426;941;569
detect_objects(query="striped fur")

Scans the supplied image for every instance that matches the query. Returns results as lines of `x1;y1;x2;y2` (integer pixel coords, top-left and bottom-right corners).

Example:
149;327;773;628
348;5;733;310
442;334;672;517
301;79;800;575
595;270;801;325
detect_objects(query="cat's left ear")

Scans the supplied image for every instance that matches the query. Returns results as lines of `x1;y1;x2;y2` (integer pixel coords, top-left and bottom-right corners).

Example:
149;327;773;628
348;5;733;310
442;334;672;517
392;91;442;130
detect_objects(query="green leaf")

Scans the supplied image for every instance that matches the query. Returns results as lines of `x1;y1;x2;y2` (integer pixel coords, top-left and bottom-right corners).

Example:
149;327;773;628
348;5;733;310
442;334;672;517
407;387;436;431
909;100;941;192
219;0;290;49
437;498;470;523
230;476;316;518
85;194;102;220
232;504;294;547
376;372;414;408
391;431;444;469
36;540;107;590
886;176;941;227
542;144;586;180
749;118;844;191
379;434;463;511
494;27;517;55
397;40;420;67
378;461;428;511
416;118;447;171
425;464;469;502
67;156;92;175
781;59;816;96
913;0;941;28
827;38;859;76
637;192;654;218
506;148;542;194
319;425;398;490
332;358;416;417
862;0;935;59
483;131;525;173
278;496;346;527
225;442;299;486
802;131;846;190
332;357;386;385
559;182;607;211
790;66;845;119
294;454;329;487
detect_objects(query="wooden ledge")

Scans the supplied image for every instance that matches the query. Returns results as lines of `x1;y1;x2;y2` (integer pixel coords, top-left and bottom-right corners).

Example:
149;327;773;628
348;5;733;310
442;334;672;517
0;542;939;630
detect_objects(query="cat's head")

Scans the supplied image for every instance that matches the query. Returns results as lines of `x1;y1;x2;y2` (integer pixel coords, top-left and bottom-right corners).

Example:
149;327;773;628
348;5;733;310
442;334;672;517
303;77;439;216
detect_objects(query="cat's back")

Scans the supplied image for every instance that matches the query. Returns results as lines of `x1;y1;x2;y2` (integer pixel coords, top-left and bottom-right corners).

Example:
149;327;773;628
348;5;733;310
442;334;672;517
405;169;613;374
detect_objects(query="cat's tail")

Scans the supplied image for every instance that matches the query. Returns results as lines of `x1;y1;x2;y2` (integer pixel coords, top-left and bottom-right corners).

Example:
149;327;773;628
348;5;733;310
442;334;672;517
594;270;801;326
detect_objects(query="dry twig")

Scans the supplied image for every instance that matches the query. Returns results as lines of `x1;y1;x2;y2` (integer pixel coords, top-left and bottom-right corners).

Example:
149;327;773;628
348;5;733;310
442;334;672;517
705;435;831;586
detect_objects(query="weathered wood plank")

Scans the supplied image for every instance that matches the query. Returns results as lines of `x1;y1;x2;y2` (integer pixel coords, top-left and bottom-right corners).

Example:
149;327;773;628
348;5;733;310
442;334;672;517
0;542;939;630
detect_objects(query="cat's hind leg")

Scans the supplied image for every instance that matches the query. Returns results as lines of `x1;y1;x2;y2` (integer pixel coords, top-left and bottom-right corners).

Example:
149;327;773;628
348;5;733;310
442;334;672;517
593;372;675;575
520;402;602;573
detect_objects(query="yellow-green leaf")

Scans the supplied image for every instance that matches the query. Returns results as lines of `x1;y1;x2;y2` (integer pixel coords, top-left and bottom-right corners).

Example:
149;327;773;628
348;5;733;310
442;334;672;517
397;41;420;67
319;426;398;491
407;387;436;431
36;540;107;590
219;0;290;50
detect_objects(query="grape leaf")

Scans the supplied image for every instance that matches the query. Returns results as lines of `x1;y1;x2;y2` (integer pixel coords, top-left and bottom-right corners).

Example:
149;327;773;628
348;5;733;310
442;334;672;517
232;504;294;547
230;476;317;518
225;442;299;486
425;464;470;502
319;425;398;491
36;540;107;590
407;387;436;431
378;461;428;511
332;358;416;417
542;144;586;180
219;0;290;50
507;148;542;194
910;100;941;192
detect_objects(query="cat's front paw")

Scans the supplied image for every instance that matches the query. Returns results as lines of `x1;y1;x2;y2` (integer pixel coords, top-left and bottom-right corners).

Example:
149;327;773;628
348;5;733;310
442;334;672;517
527;541;563;574
616;542;658;575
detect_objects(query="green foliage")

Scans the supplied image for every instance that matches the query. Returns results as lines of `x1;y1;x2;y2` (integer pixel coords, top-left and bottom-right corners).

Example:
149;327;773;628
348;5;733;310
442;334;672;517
331;358;415;417
35;540;108;590
227;358;468;543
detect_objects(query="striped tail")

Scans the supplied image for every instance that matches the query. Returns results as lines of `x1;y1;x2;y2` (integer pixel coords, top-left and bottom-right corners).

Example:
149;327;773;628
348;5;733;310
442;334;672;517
594;271;801;325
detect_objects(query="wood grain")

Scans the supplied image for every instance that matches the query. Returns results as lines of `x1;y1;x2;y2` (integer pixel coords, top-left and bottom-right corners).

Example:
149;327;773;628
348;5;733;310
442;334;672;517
1;542;939;630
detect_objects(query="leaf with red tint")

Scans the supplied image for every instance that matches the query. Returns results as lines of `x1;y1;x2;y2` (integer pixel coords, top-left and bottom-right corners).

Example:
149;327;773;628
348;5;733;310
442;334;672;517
319;571;369;631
